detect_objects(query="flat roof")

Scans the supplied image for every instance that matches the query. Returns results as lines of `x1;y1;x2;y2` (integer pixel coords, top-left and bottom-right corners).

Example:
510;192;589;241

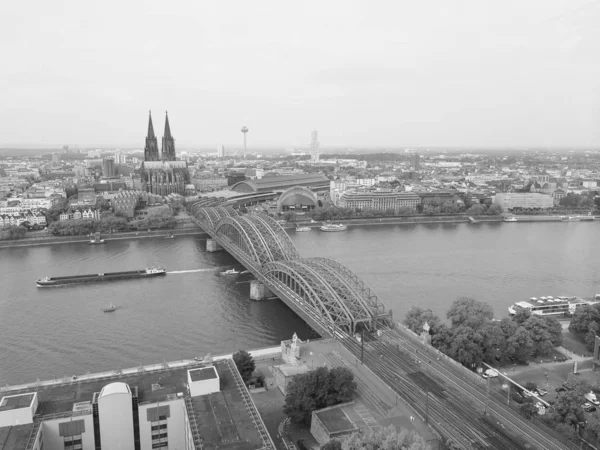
189;366;218;382
0;424;34;450
315;406;357;433
0;393;34;411
190;361;264;450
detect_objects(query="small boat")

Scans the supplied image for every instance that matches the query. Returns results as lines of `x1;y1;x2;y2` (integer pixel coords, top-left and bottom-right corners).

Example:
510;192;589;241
503;217;517;222
468;217;479;224
240;270;250;275
164;232;175;239
320;223;347;232
295;226;311;232
89;233;105;244
220;269;240;276
103;303;116;313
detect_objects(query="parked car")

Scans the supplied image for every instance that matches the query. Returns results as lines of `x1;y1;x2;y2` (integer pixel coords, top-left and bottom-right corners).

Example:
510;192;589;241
523;390;533;398
536;388;548;396
555;386;566;392
583;403;596;413
562;382;575;391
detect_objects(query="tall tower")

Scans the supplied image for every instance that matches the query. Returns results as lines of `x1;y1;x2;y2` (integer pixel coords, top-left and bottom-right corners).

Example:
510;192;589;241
144;111;160;161
161;111;176;161
310;129;320;163
241;126;248;158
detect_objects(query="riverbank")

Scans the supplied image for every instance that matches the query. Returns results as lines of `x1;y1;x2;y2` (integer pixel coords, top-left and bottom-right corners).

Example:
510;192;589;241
0;226;206;249
286;214;503;229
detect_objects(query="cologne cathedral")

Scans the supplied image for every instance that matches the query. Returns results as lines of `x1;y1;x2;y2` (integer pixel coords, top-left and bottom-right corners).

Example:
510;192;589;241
141;111;189;195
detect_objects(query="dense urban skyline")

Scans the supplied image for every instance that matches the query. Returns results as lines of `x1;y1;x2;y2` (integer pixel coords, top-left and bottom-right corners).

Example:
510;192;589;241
1;0;599;148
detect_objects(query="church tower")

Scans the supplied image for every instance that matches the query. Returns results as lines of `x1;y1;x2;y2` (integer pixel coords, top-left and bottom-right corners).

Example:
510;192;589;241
144;111;159;161
161;112;176;161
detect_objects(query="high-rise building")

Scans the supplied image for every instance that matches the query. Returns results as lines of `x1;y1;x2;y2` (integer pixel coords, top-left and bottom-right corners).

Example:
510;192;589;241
217;144;225;158
411;153;421;171
161;112;176;161
51;153;60;163
102;158;116;177
114;149;124;164
310;130;320;163
144;111;160;161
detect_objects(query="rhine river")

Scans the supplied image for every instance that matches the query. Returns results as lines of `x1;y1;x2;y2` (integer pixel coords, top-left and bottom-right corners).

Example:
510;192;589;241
1;221;599;385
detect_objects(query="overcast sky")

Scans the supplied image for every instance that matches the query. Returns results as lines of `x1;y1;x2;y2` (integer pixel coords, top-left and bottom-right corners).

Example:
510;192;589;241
1;0;599;148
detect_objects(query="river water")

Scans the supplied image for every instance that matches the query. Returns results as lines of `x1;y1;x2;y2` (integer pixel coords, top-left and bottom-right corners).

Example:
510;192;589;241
1;221;599;385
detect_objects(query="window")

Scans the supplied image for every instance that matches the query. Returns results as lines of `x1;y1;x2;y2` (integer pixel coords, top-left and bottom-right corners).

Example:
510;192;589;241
63;435;82;450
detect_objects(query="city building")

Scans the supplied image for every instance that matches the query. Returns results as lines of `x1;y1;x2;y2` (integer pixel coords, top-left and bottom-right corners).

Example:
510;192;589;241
411;153;421;171
338;191;421;211
0;359;272;450
51;153;60;164
141;112;189;195
102;158;116;177
494;193;554;210
217;144;225;158
310;130;320;163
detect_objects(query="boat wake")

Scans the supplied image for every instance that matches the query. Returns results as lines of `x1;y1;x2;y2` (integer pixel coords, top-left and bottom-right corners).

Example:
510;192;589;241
167;268;219;274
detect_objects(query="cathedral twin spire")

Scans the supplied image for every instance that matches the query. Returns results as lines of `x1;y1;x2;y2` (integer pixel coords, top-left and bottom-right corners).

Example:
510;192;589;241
144;111;175;162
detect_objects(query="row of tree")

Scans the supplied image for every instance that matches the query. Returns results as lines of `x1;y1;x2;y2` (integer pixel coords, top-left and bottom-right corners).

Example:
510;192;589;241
47;208;176;236
404;298;562;366
0;225;27;240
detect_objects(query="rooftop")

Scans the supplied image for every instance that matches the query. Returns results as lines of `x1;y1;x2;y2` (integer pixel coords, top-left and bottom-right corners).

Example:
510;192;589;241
315;405;357;433
189;366;218;382
231;174;329;193
0;393;34;412
0;424;34;450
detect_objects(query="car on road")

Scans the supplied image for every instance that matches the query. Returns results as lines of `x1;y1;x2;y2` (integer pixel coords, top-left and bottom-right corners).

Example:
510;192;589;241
582;403;596;412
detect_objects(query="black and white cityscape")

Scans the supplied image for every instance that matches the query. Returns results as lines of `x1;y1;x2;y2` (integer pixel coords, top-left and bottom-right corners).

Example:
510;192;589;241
1;1;600;450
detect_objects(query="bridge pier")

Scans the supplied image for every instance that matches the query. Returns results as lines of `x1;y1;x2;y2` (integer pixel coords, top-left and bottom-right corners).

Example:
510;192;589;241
249;280;273;301
206;239;223;252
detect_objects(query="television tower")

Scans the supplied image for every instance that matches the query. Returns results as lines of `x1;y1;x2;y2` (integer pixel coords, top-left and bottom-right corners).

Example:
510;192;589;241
241;126;249;158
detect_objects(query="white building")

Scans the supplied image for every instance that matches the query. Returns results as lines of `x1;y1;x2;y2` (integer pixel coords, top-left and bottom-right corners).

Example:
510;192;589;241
494;193;554;210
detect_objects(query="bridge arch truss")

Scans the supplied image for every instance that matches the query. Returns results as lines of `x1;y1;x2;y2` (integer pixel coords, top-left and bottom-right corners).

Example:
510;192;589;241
261;258;390;334
214;214;299;267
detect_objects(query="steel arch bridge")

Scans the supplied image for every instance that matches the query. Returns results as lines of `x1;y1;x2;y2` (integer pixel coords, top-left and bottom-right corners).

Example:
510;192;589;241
189;205;391;335
214;214;300;266
262;258;390;334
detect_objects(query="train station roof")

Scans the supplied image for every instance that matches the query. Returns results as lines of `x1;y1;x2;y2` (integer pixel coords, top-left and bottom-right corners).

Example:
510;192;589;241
231;174;329;194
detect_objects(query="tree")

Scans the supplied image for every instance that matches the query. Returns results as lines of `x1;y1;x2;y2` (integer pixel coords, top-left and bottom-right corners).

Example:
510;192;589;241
512;309;531;325
446;326;484;367
508;326;534;363
446;297;493;330
519;399;537;419
232;350;255;383
568;305;600;334
522;315;557;357
487;204;503;215
552;390;585;426
0;225;27;240
403;307;441;334
467;203;486;215
283;366;357;424
339;425;430;450
142;206;176;229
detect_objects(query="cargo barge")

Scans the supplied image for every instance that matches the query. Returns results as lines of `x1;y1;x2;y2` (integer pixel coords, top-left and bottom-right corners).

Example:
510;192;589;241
36;267;166;287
